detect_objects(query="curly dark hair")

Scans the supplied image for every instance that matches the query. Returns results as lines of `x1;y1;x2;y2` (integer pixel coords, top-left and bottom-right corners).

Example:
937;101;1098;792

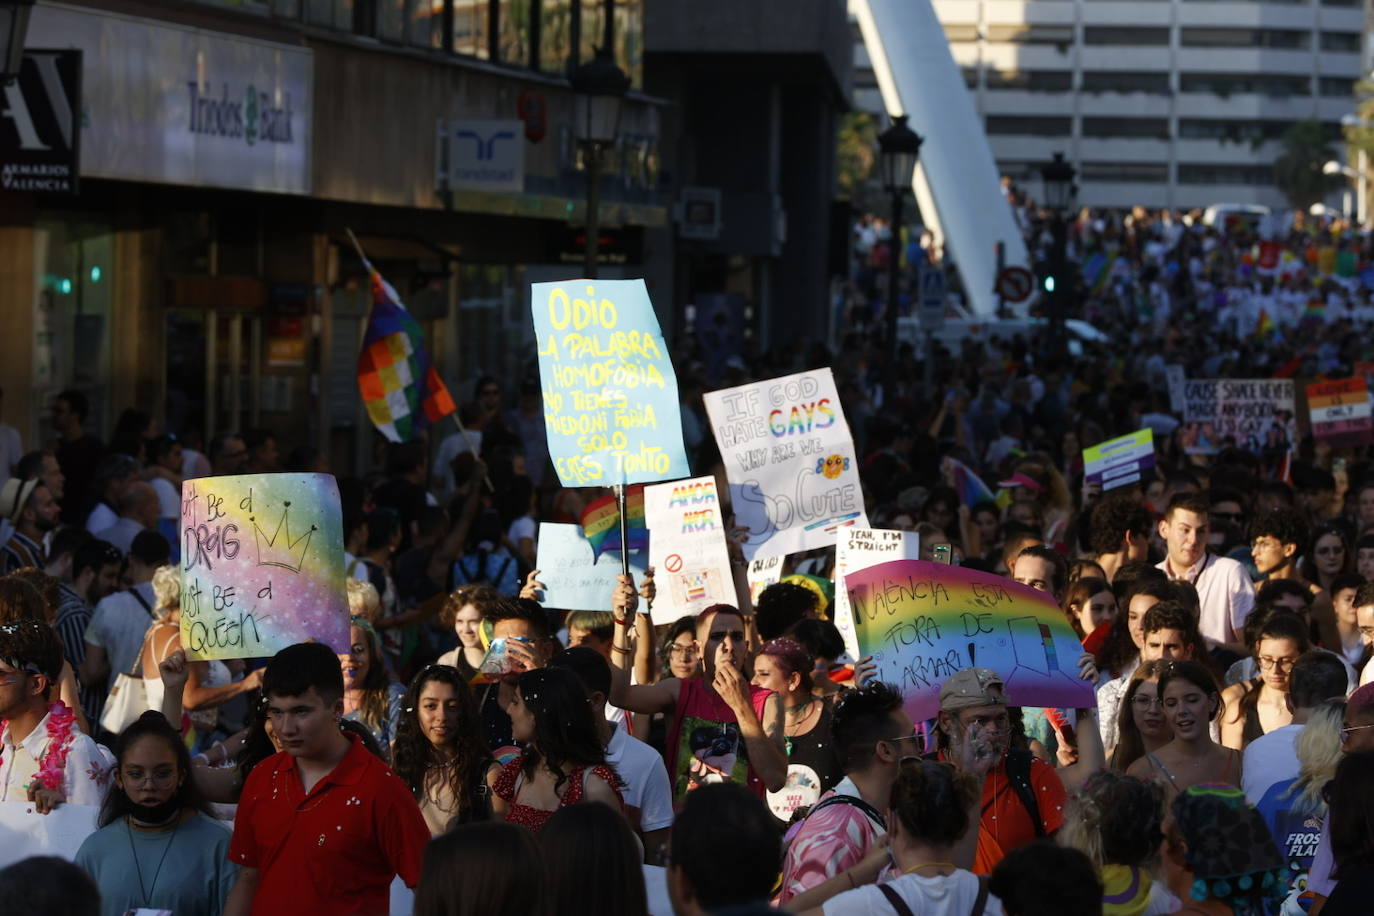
439;584;505;629
889;758;980;846
1088;495;1152;557
832;681;906;770
516;667;614;796
1247;506;1307;554
393;665;493;827
755;582;819;641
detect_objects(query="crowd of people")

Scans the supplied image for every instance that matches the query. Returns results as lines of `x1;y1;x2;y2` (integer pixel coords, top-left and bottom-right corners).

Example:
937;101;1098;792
7;202;1374;915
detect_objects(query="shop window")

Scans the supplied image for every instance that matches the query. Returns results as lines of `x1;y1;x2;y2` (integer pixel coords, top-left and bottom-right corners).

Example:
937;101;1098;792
405;0;444;48
540;0;577;74
615;0;643;89
498;0;533;66
306;0;352;28
35;221;114;436
452;0;492;58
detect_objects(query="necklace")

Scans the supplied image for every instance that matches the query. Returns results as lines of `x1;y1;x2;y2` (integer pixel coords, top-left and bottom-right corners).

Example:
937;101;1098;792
903;861;956;875
126;813;182;907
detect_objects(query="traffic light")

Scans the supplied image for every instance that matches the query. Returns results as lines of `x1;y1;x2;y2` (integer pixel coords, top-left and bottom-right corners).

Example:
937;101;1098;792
1043;274;1056;293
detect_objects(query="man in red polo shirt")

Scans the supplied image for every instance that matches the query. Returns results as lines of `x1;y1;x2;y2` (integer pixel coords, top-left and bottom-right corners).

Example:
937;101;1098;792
225;642;429;916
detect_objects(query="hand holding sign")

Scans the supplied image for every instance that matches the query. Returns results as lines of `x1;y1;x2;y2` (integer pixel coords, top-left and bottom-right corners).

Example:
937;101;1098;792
179;473;349;660
848;560;1092;723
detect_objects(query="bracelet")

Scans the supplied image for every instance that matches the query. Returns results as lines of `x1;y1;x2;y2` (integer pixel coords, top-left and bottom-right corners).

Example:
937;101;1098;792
610;644;632;655
613;618;630;627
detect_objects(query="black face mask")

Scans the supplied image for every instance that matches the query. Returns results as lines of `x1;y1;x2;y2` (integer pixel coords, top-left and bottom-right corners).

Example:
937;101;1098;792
128;796;181;826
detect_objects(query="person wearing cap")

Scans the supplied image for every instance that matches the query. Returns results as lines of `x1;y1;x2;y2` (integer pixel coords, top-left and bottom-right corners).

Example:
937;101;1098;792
0;478;59;574
83;454;140;536
932;667;1069;875
1162;784;1286;916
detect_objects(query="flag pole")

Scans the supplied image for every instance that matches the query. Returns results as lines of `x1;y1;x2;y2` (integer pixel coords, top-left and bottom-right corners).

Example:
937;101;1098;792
615;483;630;577
346;227;491;492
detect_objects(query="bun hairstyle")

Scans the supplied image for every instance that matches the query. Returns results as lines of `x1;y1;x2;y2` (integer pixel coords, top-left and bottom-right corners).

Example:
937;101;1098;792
1061;770;1165;869
757;637;814;692
1156;659;1224;722
888;759;980;846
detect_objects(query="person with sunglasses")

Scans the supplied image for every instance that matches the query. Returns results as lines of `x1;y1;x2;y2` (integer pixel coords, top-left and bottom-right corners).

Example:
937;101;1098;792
779;681;917;903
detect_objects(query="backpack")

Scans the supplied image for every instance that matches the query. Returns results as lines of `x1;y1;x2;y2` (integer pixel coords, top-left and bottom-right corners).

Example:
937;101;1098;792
923;748;1045;838
451;548;520;597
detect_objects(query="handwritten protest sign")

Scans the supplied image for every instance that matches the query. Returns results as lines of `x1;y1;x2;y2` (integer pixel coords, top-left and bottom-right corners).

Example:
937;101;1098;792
1083;429;1154;491
1166;365;1186;414
535;522;649;611
703;368;868;560
532;279;688;487
1307;378;1373;447
0;802;98;869
832;528;920;663
746;555;784;603
848;560;1091;722
1183;378;1295;455
180;473;349;660
644;476;737;624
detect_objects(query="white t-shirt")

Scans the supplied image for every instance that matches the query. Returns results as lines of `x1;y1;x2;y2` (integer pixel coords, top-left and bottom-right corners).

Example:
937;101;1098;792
85;583;157;689
606;720;674;833
151;476;181;519
1242;723;1303;806
507;515;537;547
822;871;1004;916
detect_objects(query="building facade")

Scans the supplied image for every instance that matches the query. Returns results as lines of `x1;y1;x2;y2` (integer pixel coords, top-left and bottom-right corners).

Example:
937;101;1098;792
852;0;1363;210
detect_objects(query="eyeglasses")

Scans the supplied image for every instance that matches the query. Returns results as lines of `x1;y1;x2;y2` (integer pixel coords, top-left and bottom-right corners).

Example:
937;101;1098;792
1340;724;1374;742
1360;626;1374;640
1257;656;1298;672
1130;694;1163;709
121;768;178;787
666;645;699;659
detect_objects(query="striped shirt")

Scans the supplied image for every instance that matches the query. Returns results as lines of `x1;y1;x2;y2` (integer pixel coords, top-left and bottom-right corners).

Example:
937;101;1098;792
55;583;101;726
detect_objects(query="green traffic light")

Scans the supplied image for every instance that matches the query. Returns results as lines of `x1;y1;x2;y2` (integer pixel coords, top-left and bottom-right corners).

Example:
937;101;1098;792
90;266;101;283
58;278;72;295
1044;276;1055;293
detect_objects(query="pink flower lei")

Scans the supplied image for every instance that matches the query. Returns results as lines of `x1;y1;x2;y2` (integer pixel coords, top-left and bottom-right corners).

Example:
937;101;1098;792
0;700;77;793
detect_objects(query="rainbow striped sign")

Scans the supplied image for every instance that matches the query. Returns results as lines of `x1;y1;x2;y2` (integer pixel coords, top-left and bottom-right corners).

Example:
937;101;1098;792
848;560;1092;722
1307;378;1373;447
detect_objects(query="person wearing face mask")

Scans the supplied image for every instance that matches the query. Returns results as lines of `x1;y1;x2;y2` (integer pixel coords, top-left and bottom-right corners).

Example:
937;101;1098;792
391;664;501;835
75;710;237;916
610;602;787;806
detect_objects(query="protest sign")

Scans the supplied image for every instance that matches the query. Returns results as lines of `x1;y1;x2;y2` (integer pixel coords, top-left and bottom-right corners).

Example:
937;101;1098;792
644;476;737;624
1083;429;1154;491
831;528;920;663
179;473;349;660
532;279;688;487
703;368;868;560
746;555;784;603
0;802;98;869
1182;378;1296;455
848;560;1092;722
535;522;649;611
1307;378;1373;447
1165;365;1186;414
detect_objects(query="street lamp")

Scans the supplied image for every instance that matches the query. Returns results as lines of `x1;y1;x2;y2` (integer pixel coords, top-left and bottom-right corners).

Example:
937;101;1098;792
877;113;923;360
0;0;36;83
570;43;629;279
1040;152;1077;354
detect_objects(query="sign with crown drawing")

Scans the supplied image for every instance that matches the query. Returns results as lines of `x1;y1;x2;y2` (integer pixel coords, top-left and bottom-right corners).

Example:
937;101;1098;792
179;473;350;660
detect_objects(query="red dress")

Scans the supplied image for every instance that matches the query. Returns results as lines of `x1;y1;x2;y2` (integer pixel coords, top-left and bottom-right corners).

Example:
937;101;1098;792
492;755;623;833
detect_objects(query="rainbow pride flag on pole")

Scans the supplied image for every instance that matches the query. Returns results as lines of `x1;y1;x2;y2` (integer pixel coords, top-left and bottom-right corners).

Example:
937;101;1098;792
946;457;996;509
356;256;456;443
1083;250;1118;295
581;486;649;559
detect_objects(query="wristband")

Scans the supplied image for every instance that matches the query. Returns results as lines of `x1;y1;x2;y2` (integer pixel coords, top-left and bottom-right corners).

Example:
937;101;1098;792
610;644;632;656
614;618;630;627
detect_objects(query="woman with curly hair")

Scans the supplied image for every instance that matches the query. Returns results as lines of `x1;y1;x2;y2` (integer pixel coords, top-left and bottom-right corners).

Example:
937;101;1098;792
392;664;502;835
435;585;505;682
1061;770;1177;915
487;666;622;833
338;616;405;758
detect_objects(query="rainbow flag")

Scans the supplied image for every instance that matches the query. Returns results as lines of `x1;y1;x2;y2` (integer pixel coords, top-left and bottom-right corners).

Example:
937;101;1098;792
356;259;456;442
1255;308;1275;337
1083;250;1117;295
580;485;649;559
947;457;996;509
1303;300;1327;324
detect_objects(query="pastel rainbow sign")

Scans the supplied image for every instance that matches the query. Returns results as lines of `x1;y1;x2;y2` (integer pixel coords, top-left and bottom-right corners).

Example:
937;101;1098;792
179;473;350;660
848;560;1091;722
703;368;868;560
532;278;689;487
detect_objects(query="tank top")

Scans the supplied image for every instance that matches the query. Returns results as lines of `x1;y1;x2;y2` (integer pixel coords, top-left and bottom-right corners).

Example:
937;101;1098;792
492;756;622;833
665;676;774;807
767;700;844;827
